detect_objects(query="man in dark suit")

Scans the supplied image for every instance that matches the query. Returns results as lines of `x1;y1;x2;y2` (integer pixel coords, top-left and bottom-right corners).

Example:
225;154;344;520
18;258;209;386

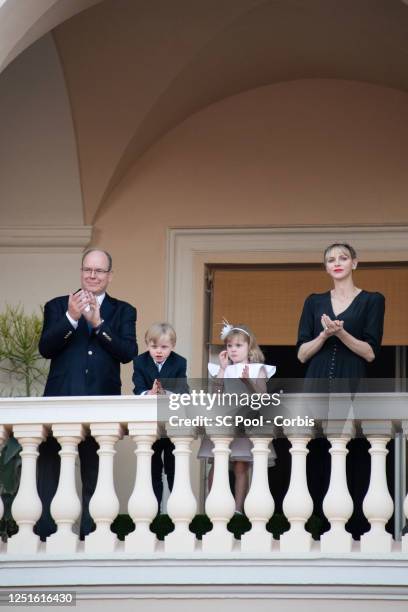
132;323;187;506
37;248;137;539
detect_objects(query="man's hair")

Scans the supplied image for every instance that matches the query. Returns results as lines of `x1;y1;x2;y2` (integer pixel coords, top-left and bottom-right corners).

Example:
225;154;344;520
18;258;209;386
82;249;113;271
145;322;176;345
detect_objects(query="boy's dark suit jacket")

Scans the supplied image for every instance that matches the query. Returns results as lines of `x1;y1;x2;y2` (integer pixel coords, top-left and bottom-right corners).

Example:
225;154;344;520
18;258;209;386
39;293;137;396
132;350;188;395
132;349;188;505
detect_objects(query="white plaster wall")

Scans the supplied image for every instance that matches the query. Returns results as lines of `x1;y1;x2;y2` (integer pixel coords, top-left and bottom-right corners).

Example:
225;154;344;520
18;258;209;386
0;252;81;312
0;33;89;396
0;34;83;225
0;251;84;398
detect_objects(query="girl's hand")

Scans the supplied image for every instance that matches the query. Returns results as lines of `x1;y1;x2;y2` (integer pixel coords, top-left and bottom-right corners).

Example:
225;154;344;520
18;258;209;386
241;364;267;392
219;350;229;370
240;364;250;379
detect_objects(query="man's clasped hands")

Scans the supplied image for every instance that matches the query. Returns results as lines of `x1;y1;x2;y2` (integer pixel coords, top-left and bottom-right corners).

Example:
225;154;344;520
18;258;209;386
67;290;103;328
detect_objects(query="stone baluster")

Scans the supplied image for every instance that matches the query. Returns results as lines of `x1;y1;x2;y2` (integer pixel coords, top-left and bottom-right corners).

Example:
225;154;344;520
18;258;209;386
85;423;123;553
360;421;394;553
8;424;45;554
0;426;9;524
202;435;235;553
402;420;408;552
165;432;197;553
320;421;354;553
46;424;85;553
241;436;274;553
125;423;158;553
280;430;314;553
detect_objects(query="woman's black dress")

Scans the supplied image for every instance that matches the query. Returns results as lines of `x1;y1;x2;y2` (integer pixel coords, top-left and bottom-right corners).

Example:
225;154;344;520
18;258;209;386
297;290;385;382
296;290;385;538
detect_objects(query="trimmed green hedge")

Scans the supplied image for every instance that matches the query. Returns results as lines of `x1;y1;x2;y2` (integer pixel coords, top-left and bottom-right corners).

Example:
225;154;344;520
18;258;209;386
1;511;327;542
111;512;327;541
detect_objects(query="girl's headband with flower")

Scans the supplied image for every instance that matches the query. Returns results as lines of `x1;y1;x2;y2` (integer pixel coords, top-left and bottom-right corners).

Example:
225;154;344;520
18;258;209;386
220;320;251;341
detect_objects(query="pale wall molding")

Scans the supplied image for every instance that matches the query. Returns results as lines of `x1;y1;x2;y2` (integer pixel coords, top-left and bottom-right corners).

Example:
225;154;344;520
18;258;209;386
2;557;408;592
166;226;408;372
0;225;93;252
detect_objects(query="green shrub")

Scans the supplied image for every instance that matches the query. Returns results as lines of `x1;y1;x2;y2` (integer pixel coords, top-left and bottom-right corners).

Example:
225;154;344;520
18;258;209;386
111;512;325;541
0;304;46;397
0;304;46;540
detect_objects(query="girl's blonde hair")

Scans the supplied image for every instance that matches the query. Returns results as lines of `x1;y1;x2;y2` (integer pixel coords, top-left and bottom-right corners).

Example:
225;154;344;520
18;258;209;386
223;324;264;363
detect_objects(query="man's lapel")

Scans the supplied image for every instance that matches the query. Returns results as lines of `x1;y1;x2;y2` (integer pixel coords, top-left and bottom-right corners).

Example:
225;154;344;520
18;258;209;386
100;293;116;322
78;314;89;335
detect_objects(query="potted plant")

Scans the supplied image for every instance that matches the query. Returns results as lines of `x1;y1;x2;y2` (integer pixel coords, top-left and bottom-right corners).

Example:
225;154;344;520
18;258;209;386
0;304;46;540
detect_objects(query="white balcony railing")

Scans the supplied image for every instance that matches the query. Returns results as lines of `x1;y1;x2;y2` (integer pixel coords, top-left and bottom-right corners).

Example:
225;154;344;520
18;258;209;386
0;394;407;557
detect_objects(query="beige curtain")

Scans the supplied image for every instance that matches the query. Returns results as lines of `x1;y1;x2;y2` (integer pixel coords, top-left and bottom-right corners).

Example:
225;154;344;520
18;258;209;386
210;265;408;345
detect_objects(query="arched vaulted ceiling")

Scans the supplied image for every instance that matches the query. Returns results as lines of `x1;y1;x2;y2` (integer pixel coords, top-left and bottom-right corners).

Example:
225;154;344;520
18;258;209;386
0;0;102;72
3;0;408;223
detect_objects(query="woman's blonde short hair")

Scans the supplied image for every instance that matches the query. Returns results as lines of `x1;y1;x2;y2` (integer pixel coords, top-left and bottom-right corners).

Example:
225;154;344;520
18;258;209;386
324;242;357;262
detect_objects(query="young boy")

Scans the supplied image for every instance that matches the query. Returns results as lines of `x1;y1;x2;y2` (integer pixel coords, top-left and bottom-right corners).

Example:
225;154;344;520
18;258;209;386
132;322;188;508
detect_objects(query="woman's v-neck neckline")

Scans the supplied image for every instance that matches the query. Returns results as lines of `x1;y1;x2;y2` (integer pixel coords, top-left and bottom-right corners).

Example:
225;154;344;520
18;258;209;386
329;289;364;318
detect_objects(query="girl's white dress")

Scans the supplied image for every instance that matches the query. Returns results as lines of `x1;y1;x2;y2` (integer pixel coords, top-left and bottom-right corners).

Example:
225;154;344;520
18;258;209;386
197;362;277;464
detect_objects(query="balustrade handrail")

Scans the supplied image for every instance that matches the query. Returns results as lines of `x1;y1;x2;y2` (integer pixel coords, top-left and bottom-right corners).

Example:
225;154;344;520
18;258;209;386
0;393;407;558
0;392;407;425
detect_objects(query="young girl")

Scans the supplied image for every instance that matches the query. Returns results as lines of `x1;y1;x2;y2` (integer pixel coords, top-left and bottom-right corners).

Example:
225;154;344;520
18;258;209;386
198;322;276;514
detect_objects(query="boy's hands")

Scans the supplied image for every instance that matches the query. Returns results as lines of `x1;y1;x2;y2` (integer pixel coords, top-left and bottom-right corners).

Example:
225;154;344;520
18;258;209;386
147;379;166;395
156;380;165;394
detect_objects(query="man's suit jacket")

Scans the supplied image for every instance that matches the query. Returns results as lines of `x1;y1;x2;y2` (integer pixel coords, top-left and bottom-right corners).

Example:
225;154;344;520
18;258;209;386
39;293;137;396
132;351;188;395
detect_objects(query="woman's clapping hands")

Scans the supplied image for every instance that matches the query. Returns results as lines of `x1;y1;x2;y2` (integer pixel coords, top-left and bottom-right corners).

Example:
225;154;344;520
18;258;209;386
321;313;344;337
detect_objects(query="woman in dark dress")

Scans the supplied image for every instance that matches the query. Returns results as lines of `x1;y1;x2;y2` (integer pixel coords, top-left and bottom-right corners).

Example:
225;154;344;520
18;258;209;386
296;242;385;537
